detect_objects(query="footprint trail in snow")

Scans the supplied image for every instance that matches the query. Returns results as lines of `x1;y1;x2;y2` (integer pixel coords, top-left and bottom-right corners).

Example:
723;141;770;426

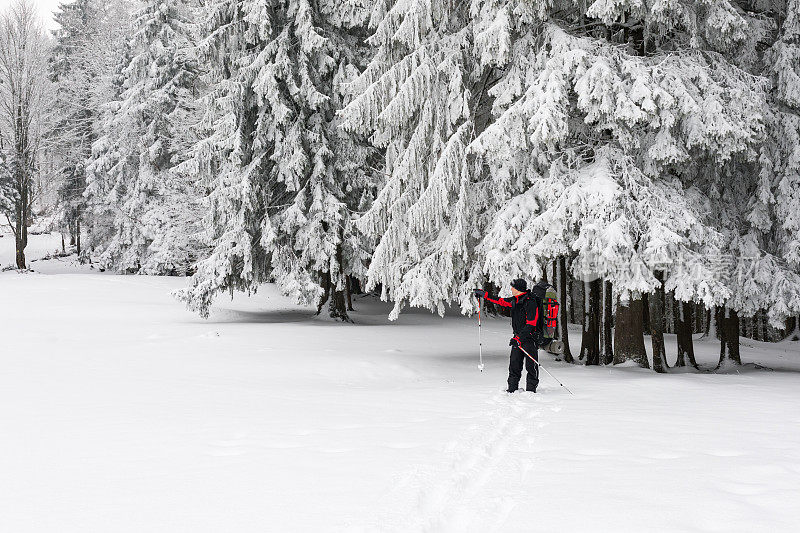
371;390;562;532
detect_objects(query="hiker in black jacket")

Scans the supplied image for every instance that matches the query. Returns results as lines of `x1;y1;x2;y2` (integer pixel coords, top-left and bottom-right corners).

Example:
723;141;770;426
474;279;543;393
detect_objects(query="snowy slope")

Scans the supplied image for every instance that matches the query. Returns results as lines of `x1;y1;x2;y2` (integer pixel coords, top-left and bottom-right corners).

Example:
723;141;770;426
1;236;799;532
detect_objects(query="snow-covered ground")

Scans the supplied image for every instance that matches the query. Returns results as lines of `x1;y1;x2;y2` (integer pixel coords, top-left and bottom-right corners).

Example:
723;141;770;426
0;230;65;270
2;234;799;532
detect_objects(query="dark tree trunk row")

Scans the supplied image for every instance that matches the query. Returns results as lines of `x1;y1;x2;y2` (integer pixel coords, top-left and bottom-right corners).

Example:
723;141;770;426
736;311;800;343
548;252;779;370
548;262;761;371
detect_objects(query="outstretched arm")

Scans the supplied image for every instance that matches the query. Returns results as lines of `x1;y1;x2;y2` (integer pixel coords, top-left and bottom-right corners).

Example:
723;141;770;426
474;289;513;308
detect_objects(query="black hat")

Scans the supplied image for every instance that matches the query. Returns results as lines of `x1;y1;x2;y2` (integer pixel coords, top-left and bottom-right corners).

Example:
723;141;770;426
511;278;527;292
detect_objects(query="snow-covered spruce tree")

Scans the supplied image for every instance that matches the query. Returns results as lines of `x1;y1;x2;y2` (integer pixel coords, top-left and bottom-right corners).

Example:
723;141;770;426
49;0;138;256
82;38;132;259
49;0;99;254
175;0;377;320
345;1;768;362
477;147;734;367
690;0;800;367
763;0;800;298
472;3;780;370
85;0;206;275
341;0;521;319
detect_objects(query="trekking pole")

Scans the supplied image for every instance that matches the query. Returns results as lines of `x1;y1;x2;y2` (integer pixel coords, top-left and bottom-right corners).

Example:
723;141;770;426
517;343;574;395
477;297;485;372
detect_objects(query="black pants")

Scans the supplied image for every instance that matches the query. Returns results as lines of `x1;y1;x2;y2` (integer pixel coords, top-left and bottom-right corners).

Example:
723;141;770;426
508;342;539;392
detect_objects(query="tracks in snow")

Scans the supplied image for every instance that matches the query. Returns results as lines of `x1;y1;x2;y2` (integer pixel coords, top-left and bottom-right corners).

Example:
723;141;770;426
371;391;560;532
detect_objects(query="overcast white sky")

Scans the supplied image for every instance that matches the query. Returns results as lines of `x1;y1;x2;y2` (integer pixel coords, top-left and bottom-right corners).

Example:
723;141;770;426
34;0;70;32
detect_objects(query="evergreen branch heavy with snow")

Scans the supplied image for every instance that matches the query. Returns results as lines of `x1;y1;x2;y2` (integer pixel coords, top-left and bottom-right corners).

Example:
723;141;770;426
85;0;205;274
173;0;378;320
340;0;800;364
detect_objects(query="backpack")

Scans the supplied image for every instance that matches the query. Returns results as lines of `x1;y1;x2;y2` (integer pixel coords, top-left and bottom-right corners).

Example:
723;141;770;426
532;281;560;349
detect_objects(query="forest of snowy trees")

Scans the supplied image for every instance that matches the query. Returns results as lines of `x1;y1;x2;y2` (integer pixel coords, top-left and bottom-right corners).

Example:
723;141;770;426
2;0;800;371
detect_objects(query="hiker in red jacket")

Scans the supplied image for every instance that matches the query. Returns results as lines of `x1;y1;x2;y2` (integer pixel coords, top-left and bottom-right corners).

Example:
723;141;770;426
474;279;543;393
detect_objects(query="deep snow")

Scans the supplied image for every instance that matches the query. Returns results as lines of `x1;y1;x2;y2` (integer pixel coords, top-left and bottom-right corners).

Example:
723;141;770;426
1;233;799;532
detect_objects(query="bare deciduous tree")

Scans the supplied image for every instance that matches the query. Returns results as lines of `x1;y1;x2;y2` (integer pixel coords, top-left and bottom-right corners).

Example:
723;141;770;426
0;0;50;269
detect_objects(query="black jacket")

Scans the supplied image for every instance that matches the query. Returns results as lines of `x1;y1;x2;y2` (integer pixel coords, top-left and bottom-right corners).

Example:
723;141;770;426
484;290;543;342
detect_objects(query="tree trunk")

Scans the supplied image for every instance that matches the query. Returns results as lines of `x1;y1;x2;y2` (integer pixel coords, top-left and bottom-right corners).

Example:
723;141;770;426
61;233;66;254
15;246;26;269
717;306;742;367
15;231;26;269
581;279;602;365
317;273;351;322
613;296;649;368
328;287;350;322
558;256;574;363
317;272;331;315
345;276;354;311
674;300;698;368
350;277;362;295
579;281;588;361
568;272;575;324
649;272;667;373
325;244;351;322
14;180;28;269
642;292;651;335
75;218;81;255
599;281;607;361
577;280;587;359
602;280;614;364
